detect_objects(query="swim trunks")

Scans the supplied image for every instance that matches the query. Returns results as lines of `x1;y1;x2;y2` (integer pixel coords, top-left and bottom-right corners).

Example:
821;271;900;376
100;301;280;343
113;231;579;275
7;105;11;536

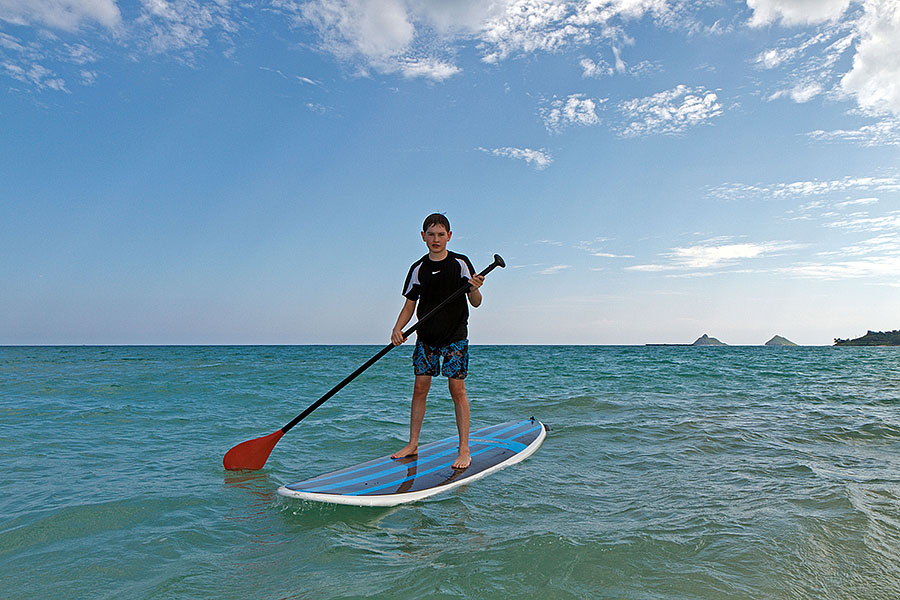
413;339;469;379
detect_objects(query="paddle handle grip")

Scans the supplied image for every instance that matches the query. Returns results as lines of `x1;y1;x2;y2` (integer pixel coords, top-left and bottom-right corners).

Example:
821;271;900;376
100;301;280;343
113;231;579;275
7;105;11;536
280;254;505;434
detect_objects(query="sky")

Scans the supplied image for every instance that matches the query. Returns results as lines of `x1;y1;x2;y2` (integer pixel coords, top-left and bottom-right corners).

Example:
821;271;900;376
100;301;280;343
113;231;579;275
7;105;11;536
1;0;899;346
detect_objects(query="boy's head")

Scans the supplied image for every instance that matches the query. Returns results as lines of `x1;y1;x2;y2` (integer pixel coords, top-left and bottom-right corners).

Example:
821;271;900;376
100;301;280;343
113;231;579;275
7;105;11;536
422;213;450;234
421;213;451;256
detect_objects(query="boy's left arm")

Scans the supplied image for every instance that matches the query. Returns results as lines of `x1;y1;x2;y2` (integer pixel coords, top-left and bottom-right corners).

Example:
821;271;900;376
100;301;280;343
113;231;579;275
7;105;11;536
467;275;484;307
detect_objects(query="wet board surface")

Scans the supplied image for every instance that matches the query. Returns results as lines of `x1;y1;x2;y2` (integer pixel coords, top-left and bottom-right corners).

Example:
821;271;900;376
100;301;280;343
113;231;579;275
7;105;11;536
277;419;547;507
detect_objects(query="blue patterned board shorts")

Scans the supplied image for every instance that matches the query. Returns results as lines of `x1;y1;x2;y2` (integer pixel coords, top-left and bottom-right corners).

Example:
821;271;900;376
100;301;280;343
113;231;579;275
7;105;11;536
413;339;469;379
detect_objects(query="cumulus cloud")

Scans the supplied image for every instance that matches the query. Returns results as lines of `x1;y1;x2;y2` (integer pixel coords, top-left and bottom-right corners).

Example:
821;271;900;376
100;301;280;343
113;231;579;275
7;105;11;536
0;0;121;31
840;0;900;117
747;0;851;27
618;84;722;137
479;146;553;170
540;93;604;133
479;0;670;64
290;0;678;79
750;0;900;118
299;0;415;62
285;0;472;80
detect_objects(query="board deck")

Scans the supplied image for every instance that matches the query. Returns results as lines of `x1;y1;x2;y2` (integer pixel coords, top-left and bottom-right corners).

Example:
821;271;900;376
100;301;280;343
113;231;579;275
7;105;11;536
277;418;546;507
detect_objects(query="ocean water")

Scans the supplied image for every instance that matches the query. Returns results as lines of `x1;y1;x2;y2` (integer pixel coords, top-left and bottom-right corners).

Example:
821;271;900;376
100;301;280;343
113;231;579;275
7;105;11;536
2;345;899;599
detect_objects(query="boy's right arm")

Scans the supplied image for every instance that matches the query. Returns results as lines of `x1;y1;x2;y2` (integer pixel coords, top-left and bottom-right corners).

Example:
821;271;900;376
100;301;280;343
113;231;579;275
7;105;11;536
391;298;417;345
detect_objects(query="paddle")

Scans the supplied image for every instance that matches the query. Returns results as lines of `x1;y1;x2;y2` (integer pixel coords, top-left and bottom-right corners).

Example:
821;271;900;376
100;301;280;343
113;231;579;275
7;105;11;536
223;254;506;470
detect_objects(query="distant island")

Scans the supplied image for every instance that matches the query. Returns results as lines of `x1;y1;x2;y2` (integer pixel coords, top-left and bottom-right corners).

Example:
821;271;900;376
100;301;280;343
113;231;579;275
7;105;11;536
692;334;727;346
646;333;799;346
765;335;798;347
834;330;900;346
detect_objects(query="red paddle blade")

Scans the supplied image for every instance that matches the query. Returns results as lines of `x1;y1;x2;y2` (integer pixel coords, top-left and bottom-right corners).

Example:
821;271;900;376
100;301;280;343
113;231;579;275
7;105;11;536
223;429;284;471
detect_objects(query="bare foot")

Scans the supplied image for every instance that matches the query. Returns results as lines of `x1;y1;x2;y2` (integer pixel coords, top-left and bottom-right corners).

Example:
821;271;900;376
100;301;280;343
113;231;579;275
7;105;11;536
391;443;418;459
452;449;471;469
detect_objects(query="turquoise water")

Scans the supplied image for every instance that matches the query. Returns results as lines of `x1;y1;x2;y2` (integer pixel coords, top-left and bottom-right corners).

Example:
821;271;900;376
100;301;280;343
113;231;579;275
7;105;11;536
2;345;900;599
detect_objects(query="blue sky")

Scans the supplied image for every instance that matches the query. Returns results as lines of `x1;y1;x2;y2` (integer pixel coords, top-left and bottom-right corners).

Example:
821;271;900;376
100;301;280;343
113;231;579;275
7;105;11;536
2;0;899;345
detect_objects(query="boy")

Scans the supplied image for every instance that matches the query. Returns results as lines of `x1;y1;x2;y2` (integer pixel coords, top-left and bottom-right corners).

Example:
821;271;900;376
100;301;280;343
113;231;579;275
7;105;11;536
390;213;484;469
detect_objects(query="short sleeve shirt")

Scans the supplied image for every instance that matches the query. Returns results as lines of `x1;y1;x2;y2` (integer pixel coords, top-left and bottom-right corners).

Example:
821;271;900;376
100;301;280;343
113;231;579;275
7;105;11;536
402;251;476;347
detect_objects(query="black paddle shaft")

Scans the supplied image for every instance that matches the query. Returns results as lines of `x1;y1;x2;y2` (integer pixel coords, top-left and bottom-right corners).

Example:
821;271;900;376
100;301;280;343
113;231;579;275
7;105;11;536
280;254;506;434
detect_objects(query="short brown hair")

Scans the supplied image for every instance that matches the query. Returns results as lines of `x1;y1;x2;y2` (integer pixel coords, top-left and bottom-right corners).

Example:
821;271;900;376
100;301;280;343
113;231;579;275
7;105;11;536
422;213;450;233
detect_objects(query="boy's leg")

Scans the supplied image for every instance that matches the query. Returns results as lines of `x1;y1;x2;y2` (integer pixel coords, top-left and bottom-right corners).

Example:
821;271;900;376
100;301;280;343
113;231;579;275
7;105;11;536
392;375;431;459
448;377;471;469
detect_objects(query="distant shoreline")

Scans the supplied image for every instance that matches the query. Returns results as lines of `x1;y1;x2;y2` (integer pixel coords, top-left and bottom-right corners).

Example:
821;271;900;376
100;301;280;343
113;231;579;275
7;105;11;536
834;330;900;347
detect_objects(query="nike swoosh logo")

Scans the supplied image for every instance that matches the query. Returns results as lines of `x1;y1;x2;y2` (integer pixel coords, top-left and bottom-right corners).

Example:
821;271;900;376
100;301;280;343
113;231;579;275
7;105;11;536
432;271;440;274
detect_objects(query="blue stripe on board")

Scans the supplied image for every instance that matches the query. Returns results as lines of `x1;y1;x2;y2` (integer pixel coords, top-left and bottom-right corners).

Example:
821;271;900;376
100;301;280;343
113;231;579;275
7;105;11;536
292;421;523;488
469;437;527;453
348;424;543;497
294;424;534;494
287;420;533;492
302;441;488;494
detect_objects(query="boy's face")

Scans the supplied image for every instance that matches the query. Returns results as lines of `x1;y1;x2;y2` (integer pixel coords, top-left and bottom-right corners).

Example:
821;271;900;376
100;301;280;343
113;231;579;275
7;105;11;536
422;224;451;256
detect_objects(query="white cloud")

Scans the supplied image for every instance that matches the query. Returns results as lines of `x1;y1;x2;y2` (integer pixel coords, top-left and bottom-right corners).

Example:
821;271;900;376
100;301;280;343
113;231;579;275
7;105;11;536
826;210;900;233
840;0;900;117
611;44;626;73
0;32;24;52
2;59;68;90
0;0;121;31
539;264;572;275
66;43;98;65
480;0;592;64
827;233;900;256
836;197;878;207
135;0;241;55
784;255;900;280
618;84;722;137
540;93;604;133
628;239;800;272
287;0;467;81
754;46;799;69
577;238;633;258
784;229;900;282
750;1;900;118
747;0;851;27
580;57;613;78
479;146;553;170
294;0;678;76
398;57;460;80
710;175;900;200
79;69;97;84
582;48;659;78
769;81;823;103
480;0;679;63
591;251;634;258
808;118;900;147
300;0;415;61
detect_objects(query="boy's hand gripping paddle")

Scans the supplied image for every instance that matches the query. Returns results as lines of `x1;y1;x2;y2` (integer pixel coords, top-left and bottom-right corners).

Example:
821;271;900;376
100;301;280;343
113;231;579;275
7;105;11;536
223;254;506;471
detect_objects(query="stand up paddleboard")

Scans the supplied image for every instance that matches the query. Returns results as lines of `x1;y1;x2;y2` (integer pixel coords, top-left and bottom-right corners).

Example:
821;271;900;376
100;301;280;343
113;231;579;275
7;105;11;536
277;418;547;507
